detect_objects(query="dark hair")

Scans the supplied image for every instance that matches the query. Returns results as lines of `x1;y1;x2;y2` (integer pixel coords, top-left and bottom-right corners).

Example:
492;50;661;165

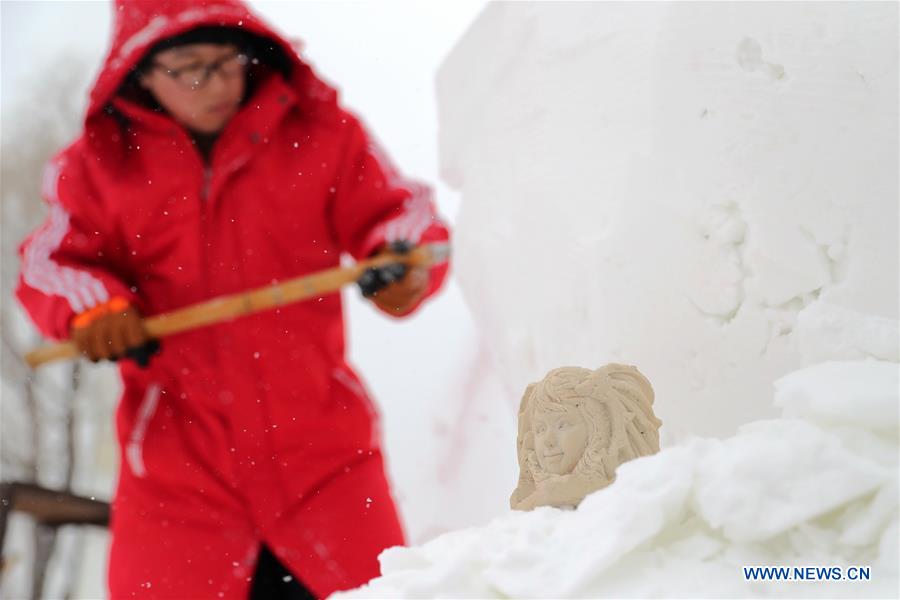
117;25;293;109
134;25;292;79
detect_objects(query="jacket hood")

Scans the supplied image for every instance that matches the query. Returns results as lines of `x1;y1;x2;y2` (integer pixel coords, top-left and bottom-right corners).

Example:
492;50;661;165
87;0;337;122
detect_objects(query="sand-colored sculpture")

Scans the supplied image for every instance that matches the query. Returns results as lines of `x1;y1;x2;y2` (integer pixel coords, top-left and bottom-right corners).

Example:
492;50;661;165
510;364;662;510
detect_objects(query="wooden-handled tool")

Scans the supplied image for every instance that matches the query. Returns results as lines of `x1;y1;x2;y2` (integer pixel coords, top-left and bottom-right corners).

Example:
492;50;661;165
24;242;451;369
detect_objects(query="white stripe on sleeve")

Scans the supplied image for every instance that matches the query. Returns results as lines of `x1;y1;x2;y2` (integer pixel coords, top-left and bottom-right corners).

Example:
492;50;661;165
21;158;111;313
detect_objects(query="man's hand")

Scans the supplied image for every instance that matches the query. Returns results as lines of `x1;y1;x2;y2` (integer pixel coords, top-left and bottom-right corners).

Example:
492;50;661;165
358;241;429;315
370;264;429;315
70;297;157;366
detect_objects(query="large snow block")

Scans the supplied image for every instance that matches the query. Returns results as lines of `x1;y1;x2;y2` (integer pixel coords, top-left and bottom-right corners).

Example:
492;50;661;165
436;2;899;437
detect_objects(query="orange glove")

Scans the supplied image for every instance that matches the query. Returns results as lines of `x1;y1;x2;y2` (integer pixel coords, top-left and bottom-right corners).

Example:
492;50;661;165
70;297;157;366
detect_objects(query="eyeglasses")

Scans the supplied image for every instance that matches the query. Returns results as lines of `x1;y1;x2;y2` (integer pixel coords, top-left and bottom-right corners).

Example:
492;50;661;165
153;50;250;91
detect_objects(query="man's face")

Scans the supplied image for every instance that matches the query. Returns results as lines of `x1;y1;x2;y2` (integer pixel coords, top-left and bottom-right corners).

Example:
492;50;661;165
139;43;247;134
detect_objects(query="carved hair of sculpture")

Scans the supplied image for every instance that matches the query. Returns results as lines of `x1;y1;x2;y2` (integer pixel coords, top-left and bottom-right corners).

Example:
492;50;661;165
510;363;661;510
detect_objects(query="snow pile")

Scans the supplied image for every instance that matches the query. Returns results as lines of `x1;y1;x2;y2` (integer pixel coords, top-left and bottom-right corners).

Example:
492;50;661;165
334;361;899;599
435;1;899;439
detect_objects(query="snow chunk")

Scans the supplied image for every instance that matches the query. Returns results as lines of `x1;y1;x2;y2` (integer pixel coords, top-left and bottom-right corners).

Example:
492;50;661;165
774;361;899;433
795;302;900;364
692;419;888;542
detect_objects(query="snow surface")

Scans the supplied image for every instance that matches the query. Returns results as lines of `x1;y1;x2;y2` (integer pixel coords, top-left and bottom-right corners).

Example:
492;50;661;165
435;1;899;440
335;360;899;599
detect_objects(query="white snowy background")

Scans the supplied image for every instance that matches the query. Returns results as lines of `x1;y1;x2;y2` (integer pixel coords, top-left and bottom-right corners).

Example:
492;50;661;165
2;1;898;599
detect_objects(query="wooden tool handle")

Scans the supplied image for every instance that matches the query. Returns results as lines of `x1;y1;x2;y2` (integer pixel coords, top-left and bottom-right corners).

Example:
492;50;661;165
24;242;450;369
23;341;80;368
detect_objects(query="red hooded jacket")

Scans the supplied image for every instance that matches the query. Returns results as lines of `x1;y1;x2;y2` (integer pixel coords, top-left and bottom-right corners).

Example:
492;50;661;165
15;1;449;597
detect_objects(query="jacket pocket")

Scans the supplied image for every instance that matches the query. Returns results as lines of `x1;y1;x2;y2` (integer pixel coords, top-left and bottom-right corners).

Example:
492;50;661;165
125;381;162;478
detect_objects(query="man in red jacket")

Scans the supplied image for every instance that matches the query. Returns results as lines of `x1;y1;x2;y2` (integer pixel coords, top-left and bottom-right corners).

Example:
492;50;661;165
15;1;450;598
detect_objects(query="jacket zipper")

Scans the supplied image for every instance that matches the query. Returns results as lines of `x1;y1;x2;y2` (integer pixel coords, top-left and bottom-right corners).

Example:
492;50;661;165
198;165;216;365
201;166;212;202
187;142;217;372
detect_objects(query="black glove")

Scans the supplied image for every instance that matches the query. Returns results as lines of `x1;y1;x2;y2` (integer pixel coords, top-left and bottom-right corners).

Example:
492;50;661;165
357;240;413;298
119;339;162;368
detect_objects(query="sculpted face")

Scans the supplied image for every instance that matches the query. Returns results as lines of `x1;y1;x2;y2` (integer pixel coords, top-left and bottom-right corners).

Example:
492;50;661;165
511;364;661;510
533;404;588;475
